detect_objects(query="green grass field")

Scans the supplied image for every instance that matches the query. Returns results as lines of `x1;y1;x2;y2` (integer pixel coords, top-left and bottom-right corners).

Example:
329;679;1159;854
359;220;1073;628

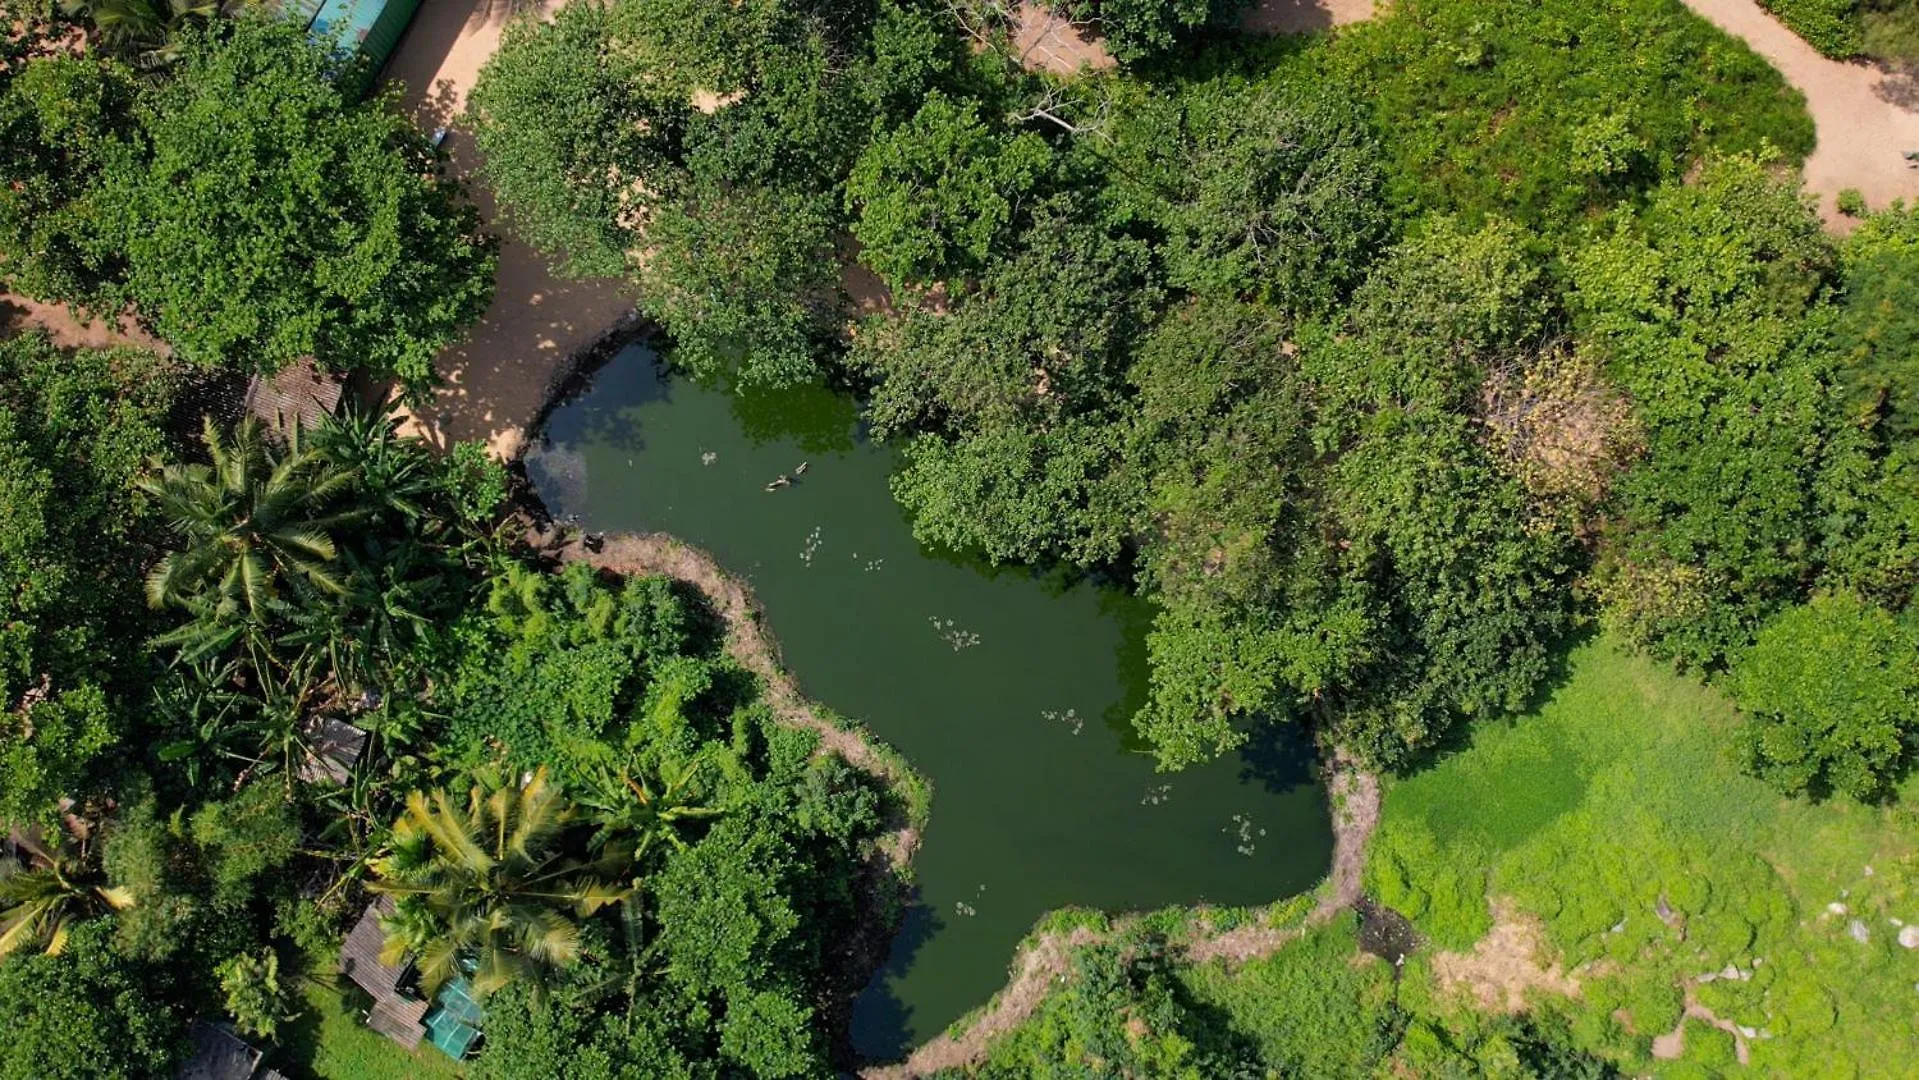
274;979;466;1080
1369;636;1919;1076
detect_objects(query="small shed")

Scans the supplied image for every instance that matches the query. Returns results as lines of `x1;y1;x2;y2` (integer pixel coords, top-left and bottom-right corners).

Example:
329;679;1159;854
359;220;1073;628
341;896;429;1051
243;358;342;436
297;716;367;786
176;1021;289;1080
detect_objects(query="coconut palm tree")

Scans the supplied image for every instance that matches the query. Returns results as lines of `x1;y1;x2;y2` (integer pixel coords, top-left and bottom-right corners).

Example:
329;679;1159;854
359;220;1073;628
0;838;133;957
140;416;363;622
367;767;631;998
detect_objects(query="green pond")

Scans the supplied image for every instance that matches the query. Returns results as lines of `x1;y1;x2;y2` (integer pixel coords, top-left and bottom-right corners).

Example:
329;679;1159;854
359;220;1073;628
528;343;1333;1059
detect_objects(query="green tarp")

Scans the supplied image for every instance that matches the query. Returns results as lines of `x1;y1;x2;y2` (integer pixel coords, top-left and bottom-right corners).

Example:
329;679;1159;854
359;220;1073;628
421;976;484;1060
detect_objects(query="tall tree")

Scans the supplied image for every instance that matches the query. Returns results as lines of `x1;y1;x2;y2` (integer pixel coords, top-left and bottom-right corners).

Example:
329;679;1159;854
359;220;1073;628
369;768;631;998
97;18;496;384
140;416;360;621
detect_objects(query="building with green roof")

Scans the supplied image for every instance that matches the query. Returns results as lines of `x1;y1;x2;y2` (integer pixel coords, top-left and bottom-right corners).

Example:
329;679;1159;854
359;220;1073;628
281;0;422;98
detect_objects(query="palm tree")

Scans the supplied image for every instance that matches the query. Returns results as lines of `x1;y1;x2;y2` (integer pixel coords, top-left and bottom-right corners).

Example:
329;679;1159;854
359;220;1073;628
0;838;133;957
60;0;226;70
574;756;722;863
367;768;631;998
140;416;363;622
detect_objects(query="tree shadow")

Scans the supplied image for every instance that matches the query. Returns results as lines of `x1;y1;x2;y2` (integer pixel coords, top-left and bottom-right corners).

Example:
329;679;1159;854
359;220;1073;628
1235;716;1320;795
848;899;945;1065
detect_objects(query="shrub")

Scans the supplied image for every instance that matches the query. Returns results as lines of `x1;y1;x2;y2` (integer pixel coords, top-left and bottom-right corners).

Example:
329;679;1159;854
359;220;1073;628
1760;0;1865;57
1731;591;1919;800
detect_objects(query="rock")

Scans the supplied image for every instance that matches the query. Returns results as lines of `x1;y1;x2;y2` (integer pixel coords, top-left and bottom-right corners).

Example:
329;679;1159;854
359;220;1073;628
1864;864;1875;876
1849;919;1870;944
1737;1024;1760;1039
1656;894;1674;921
1828;901;1849;916
1609;918;1627;934
1899;925;1919;950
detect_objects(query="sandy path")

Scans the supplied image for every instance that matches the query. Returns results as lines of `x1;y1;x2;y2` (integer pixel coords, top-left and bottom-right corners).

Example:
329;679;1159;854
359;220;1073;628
1680;0;1919;227
380;0;635;460
1241;0;1373;35
1005;0;1372;75
1;293;167;353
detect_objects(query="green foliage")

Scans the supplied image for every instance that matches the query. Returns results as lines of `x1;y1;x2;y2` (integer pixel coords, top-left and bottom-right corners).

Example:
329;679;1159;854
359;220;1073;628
103;787;297;965
1760;0;1865;56
1178;913;1400;1076
0;334;173;826
1575;154;1853;668
470;0;891;386
978;930;1251;1078
858;200;1160;567
1364;821;1491;950
1324;0;1814;236
0;54;136;301
465;0;680;278
96;18;497;385
847;92;1052;289
638;179;843;387
1110;78;1389;312
140;416;361;620
1048;0;1245;62
1731;591;1919;800
370;767;632;998
1370;638;1919;1077
217;947;298;1040
0;920;184;1080
1861;0;1919;66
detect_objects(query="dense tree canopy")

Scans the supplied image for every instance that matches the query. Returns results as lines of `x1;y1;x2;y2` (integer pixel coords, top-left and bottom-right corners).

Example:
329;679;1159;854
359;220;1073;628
101;20;497;383
0;333;173;826
0;18;497;388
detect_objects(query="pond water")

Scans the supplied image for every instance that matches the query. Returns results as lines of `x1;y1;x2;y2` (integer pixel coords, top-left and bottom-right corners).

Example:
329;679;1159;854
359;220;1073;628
528;343;1332;1059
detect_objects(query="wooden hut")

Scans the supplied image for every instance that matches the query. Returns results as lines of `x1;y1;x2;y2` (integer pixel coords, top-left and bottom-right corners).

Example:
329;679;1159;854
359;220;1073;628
297;716;367;786
340;896;429;1050
242;358;343;436
175;1021;289;1080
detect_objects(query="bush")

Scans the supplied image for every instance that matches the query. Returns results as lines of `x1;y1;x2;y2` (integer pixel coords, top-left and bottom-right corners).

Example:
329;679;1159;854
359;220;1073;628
1324;0;1814;237
1837;187;1868;216
0;920;185;1080
1760;0;1865;57
1731;591;1919;800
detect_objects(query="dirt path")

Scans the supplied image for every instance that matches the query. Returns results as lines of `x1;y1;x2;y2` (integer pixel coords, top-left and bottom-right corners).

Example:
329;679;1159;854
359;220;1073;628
1;293;168;353
1241;0;1373;35
380;0;636;460
867;751;1380;1078
1680;0;1919;227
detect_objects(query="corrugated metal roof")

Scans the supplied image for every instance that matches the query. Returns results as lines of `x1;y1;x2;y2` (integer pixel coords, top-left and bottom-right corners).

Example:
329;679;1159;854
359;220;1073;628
242;357;342;435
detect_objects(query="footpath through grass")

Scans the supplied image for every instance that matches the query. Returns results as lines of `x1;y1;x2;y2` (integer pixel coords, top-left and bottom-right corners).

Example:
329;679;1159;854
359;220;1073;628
1369;636;1919;1076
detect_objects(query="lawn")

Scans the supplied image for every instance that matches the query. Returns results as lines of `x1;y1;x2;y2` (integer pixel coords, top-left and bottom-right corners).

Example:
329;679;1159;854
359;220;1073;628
1367;636;1919;1076
273;977;466;1080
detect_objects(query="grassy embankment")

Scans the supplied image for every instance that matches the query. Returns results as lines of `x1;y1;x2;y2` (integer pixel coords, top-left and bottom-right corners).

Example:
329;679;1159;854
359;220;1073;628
963;639;1919;1077
1367;637;1919;1076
